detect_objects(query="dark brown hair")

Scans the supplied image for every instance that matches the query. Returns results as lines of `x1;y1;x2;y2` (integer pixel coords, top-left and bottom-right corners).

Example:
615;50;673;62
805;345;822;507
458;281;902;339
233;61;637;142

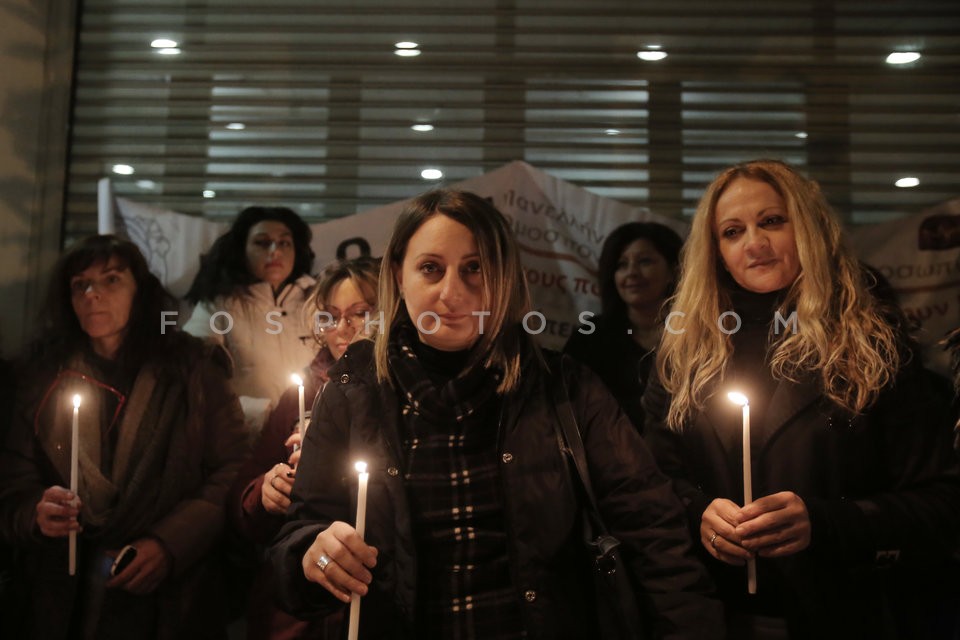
35;235;178;372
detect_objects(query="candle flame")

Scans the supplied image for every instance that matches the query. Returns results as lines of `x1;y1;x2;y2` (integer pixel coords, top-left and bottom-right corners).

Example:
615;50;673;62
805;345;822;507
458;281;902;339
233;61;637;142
290;373;304;386
72;394;82;409
354;461;367;474
727;391;749;407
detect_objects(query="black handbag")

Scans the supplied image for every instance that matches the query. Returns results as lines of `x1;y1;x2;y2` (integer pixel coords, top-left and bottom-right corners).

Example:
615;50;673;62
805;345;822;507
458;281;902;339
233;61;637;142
551;357;646;640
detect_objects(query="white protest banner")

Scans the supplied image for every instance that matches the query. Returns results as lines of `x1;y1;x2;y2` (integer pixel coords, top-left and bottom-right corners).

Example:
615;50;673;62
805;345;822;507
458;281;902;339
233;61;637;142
109;161;683;349
848;197;960;377
310;161;685;349
115;196;227;298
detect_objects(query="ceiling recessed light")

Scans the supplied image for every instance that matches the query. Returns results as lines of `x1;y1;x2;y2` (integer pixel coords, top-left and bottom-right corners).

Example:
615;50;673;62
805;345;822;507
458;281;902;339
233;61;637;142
157;48;181;55
637;50;668;61
604;129;621;135
645;44;663;50
795;132;808;139
203;189;217;198
111;164;134;175
151;38;178;49
225;122;246;130
895;177;919;188
886;51;921;65
135;179;156;189
421;168;443;180
395;49;421;57
411;124;434;132
395;41;419;49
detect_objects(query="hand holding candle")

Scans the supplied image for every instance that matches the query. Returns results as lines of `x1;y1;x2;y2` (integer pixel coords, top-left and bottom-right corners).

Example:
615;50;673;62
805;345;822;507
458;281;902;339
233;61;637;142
347;461;369;640
727;391;757;594
69;394;81;576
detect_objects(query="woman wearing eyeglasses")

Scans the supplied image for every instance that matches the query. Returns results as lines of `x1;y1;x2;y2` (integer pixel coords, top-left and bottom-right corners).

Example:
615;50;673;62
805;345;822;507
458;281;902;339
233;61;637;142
226;255;380;640
0;235;248;639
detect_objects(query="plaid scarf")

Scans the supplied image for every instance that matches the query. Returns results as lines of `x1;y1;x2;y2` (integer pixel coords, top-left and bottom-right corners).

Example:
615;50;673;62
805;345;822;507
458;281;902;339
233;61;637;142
387;314;501;425
387;315;525;639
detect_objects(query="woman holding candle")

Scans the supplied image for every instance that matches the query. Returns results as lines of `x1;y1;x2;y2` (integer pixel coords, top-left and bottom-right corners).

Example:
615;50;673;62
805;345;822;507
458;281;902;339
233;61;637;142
0;235;248;639
184;206;318;409
269;189;722;639
564;221;683;432
643;159;960;638
227;255;380;640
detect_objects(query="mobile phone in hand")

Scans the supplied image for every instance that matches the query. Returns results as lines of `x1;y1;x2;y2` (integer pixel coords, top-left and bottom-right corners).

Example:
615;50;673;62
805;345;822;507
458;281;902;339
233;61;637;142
110;545;137;576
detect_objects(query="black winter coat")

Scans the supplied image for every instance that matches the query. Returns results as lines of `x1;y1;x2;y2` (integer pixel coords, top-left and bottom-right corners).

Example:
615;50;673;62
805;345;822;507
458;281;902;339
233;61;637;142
0;337;249;640
643;333;960;639
269;340;723;639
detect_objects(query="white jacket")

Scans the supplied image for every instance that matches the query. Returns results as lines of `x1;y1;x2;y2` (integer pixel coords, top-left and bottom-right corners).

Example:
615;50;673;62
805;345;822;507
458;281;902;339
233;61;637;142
183;275;318;406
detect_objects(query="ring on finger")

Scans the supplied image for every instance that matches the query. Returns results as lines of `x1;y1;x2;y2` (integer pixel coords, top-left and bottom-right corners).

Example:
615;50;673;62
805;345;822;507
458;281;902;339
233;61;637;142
316;554;331;572
710;532;719;548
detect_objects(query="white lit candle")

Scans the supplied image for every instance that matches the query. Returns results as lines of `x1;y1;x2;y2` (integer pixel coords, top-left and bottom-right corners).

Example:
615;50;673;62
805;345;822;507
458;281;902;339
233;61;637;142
290;374;305;451
69;394;81;576
727;391;757;594
348;461;369;640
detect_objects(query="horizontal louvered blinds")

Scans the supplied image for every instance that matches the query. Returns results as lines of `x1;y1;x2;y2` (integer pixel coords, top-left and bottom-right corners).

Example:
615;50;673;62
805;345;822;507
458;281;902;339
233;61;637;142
64;0;960;240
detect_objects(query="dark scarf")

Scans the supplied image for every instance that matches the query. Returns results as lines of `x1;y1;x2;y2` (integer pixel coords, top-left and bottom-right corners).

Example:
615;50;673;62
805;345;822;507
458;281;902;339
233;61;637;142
33;351;190;546
386;313;501;426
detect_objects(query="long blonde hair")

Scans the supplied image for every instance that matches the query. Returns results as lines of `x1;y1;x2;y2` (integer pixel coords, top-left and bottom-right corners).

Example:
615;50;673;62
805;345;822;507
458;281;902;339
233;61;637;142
374;189;535;393
658;159;901;430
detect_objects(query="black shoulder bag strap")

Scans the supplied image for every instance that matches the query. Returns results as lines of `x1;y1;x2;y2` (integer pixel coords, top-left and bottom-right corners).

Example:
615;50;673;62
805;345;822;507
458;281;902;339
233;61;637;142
550;355;645;640
551;356;622;564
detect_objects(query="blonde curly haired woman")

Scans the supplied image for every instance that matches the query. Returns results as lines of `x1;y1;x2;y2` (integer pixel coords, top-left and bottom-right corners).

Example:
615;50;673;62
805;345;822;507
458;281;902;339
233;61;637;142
644;159;960;638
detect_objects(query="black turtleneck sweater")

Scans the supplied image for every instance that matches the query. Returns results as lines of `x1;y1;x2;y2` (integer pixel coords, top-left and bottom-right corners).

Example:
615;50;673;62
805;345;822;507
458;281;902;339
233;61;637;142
411;340;473;388
725;286;788;450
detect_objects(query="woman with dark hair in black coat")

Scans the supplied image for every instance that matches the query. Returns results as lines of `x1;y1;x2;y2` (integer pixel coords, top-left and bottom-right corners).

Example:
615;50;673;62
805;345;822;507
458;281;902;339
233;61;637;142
0;235;248;639
564;222;683;432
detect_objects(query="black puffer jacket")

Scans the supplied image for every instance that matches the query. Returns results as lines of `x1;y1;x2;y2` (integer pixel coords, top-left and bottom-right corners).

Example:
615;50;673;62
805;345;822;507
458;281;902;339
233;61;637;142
269;339;722;639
